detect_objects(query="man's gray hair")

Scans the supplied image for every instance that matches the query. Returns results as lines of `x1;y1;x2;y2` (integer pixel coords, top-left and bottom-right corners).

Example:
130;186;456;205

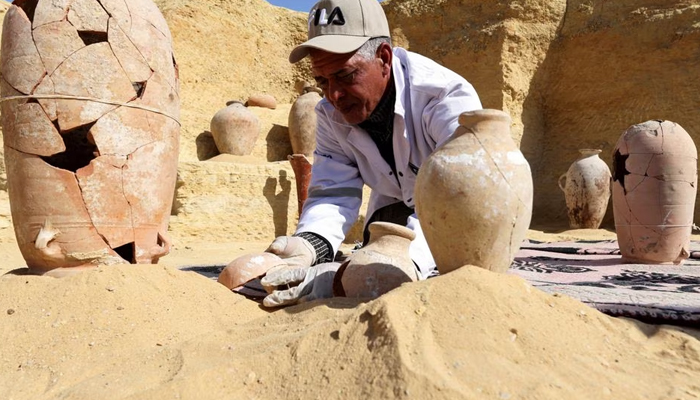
354;37;392;60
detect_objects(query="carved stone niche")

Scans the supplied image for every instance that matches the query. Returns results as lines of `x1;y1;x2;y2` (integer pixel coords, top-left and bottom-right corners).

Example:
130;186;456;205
1;0;180;274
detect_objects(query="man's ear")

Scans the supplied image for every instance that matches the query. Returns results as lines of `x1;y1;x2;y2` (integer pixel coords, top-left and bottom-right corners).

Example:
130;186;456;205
377;43;393;76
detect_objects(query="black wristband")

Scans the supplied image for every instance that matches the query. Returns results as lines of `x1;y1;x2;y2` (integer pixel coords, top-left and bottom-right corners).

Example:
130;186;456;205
293;232;334;264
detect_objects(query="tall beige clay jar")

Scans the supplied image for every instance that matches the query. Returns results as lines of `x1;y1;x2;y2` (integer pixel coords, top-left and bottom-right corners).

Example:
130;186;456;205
558;149;611;229
338;222;418;299
1;0;180;273
288;86;322;157
210;101;260;156
414;109;533;274
612;120;697;264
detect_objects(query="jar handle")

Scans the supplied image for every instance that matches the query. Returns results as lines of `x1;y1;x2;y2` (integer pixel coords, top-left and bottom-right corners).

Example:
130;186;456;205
558;174;567;192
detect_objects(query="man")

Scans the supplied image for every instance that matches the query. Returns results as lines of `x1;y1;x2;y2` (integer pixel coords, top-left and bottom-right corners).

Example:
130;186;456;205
260;0;482;307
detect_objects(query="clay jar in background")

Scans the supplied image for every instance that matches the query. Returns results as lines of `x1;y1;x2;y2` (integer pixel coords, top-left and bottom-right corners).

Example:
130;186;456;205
558;149;612;229
210;101;260;155
338;222;418;299
245;93;277;110
288;154;312;217
1;0;180;273
288;86;323;157
414;109;533;274
612;120;698;264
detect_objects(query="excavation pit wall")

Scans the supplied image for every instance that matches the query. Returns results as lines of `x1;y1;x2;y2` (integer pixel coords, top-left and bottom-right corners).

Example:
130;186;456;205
2;0;700;245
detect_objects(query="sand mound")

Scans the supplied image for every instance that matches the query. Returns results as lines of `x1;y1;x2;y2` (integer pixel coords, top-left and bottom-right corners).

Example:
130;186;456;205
1;265;698;399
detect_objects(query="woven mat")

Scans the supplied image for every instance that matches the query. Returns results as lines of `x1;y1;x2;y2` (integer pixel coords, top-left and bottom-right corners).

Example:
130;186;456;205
181;241;700;326
508;240;700;327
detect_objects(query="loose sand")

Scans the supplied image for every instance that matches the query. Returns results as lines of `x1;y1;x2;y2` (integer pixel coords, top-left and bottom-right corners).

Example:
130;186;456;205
1;226;699;399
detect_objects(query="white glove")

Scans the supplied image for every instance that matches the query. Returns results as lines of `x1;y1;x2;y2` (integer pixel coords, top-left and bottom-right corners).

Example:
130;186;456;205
261;262;341;308
265;236;316;269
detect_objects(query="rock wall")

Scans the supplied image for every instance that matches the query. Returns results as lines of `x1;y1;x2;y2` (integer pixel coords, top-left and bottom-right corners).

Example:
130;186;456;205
2;0;700;236
531;0;700;227
384;0;700;227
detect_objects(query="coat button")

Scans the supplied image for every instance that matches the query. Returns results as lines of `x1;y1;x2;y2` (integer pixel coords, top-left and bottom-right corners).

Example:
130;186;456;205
398;172;404;177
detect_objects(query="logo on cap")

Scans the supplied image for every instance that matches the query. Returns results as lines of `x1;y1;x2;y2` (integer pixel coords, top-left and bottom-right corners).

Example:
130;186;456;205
308;7;346;27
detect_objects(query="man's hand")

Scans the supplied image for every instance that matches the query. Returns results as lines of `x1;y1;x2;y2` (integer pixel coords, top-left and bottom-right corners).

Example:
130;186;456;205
261;262;340;308
265;236;316;269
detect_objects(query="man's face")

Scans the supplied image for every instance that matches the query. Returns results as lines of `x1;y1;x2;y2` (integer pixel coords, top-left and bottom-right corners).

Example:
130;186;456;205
310;46;390;125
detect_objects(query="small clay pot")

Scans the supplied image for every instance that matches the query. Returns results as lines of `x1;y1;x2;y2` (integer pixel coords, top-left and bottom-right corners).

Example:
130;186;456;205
210;101;260;156
558;149;611;229
217;252;286;290
338;221;418;299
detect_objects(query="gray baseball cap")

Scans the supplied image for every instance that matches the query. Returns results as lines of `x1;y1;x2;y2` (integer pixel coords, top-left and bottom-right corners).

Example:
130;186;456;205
289;0;390;63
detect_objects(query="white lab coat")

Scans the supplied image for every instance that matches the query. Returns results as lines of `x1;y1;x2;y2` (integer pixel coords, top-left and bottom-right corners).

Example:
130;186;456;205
295;47;483;279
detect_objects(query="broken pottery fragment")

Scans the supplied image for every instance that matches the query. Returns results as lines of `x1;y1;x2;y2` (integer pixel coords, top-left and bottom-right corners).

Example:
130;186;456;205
245;93;277;109
338;222;418;299
210;101;260;155
0;6;45;94
218;253;286;290
66;0;109;33
558;149;611;229
612;120;697;264
32;20;84;75
414;109;533;274
1;0;180;274
288;86;322;157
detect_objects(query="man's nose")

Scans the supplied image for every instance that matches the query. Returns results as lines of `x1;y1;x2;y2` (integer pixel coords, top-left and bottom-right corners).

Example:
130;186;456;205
326;80;344;103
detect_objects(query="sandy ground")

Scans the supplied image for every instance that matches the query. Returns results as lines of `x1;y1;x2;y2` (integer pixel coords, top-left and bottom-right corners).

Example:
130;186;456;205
1;223;699;400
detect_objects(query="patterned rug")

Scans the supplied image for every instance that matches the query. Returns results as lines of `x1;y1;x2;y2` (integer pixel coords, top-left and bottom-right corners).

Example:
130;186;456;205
508;240;700;327
181;241;700;327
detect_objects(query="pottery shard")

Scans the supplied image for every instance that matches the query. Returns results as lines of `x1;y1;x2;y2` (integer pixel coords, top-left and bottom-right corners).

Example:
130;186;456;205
246;94;277;110
34;74;58;121
99;0;132;31
2;102;65;156
122;116;179;259
125;0;173;43
67;0;109;33
108;17;153;83
0;78;63;157
33;0;72;28
1;7;47;95
76;156;135;248
90;106;161;156
133;71;180;122
4;147;123;270
51;42;136;131
33;20;85;75
128;15;177;92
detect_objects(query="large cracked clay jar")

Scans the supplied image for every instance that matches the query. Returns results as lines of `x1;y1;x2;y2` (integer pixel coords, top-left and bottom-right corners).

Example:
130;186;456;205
558;149;612;229
338;222;418;299
1;0;180;273
612;120;698;264
210;101;260;156
414;109;533;274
